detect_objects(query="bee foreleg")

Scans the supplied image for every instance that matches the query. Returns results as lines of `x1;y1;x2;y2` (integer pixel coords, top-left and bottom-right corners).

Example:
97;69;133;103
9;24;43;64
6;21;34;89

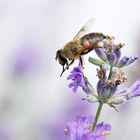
60;65;65;77
79;56;84;69
66;62;69;69
60;60;73;77
60;60;75;77
65;60;74;70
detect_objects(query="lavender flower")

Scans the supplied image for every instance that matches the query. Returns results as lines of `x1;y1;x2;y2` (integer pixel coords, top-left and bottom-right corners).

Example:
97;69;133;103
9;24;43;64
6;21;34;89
97;80;118;100
12;44;41;75
63;30;140;140
126;78;140;100
106;78;140;105
67;64;95;94
95;48;108;63
91;44;138;68
116;55;138;68
67;64;85;92
113;48;121;63
65;115;111;140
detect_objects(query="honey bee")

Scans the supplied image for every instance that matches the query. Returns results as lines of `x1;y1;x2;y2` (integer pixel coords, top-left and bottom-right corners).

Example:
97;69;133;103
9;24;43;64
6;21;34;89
55;18;114;76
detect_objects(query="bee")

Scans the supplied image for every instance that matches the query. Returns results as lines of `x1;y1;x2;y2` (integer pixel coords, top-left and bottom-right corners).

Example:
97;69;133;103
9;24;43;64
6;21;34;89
55;18;114;76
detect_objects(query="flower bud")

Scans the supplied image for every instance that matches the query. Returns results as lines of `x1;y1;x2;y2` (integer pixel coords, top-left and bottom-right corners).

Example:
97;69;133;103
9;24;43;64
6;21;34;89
116;55;138;68
107;52;117;65
126;78;140;100
107;97;126;105
95;48;108;62
84;94;98;103
97;80;118;100
126;55;138;66
113;48;121;63
116;56;129;68
88;57;105;66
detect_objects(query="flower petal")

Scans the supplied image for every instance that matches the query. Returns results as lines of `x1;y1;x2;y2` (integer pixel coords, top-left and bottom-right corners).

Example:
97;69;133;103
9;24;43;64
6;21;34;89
126;78;140;99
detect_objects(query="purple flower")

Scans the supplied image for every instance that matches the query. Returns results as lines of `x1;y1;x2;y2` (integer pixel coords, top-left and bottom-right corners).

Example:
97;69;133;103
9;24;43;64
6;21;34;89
95;48;108;62
65;115;111;140
126;78;140;100
93;44;138;68
107;52;117;65
67;64;85;92
12;42;42;75
116;55;138;68
67;64;95;94
113;48;121;63
106;78;140;105
97;80;118;101
126;55;138;65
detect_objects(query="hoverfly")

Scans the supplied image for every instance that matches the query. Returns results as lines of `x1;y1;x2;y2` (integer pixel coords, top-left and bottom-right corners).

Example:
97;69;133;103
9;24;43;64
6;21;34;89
55;18;114;76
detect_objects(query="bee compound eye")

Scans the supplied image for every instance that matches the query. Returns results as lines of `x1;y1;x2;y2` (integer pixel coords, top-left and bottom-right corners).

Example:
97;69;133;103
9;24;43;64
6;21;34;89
55;50;61;60
58;54;67;66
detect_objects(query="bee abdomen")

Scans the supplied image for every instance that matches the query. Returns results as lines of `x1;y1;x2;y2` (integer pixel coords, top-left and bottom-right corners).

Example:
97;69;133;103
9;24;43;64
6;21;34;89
88;33;106;44
80;33;106;48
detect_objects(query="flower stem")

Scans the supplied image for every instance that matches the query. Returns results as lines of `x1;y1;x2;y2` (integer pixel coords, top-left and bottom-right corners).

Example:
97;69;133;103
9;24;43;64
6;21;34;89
91;102;103;130
108;66;113;80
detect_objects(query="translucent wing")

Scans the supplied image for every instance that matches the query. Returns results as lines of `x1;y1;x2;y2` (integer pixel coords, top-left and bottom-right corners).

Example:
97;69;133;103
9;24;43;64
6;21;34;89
73;18;95;40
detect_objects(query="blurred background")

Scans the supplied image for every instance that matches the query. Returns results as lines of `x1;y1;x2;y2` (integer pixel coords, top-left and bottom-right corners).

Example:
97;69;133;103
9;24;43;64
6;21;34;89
0;0;140;139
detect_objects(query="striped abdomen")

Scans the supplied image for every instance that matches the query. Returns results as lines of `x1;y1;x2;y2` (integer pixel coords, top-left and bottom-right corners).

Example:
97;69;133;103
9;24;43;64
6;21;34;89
80;32;106;49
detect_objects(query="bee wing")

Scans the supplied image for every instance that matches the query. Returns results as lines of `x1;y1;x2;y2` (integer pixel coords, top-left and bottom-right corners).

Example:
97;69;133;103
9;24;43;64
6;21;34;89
73;18;95;40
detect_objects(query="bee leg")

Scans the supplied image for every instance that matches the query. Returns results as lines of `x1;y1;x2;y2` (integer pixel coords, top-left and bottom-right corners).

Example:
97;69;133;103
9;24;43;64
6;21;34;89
60;65;65;77
65;60;74;70
60;60;74;77
80;48;93;55
66;62;69;69
60;61;69;77
79;56;84;69
68;60;74;67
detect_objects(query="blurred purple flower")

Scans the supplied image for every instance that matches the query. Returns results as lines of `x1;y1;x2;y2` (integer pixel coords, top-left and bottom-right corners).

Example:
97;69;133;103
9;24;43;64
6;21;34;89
12;45;41;75
65;115;111;140
0;122;11;140
39;94;92;140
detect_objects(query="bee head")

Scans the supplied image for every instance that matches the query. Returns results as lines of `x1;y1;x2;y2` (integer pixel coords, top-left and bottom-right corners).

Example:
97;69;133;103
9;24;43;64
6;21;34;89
55;49;68;66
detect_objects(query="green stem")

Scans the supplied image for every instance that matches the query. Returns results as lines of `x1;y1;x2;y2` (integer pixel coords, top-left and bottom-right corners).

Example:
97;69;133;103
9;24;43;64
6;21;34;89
108;66;113;80
91;102;103;130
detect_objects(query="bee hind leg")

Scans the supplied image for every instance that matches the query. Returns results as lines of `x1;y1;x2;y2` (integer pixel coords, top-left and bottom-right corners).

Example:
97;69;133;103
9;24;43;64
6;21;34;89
80;48;93;55
68;60;74;67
